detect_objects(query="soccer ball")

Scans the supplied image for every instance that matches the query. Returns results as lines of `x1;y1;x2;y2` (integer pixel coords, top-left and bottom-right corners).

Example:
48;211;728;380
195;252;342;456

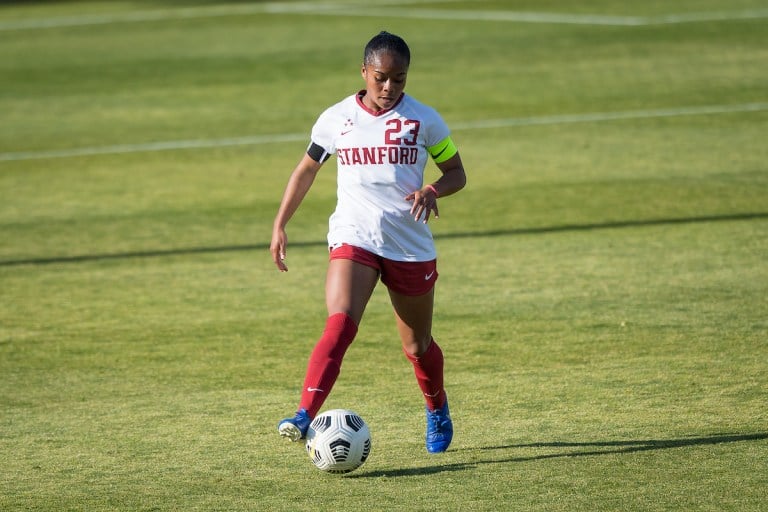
305;409;371;474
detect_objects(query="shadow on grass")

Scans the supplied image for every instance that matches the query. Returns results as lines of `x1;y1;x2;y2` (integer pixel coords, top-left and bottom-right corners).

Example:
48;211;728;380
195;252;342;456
2;212;767;267
348;432;768;478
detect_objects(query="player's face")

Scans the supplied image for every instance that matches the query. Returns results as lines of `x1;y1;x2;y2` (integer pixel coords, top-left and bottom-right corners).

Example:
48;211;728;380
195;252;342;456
361;51;408;112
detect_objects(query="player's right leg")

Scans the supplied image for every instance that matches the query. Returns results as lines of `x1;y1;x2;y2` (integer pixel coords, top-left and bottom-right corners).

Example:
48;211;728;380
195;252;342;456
278;255;379;441
278;409;312;442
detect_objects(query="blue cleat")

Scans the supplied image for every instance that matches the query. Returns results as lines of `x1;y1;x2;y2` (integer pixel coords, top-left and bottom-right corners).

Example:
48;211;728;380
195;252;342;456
277;408;312;442
425;400;453;453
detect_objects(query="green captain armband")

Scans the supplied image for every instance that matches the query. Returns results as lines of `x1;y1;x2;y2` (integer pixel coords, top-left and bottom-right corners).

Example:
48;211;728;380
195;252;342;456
427;136;458;164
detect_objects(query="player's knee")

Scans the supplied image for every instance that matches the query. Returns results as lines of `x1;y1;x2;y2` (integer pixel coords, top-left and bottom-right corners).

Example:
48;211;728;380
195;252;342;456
401;334;432;357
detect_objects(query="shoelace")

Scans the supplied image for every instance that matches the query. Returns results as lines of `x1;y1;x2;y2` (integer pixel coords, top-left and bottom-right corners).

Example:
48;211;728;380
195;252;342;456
427;411;449;433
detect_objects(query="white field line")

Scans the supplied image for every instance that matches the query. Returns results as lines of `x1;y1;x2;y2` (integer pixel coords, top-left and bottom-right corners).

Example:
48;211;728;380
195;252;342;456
2;3;768;30
0;0;454;31
0;134;307;162
651;9;768;25
2;103;766;163
450;102;768;130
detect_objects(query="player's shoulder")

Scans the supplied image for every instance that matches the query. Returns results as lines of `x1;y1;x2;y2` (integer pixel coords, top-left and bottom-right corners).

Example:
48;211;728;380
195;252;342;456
398;94;445;125
401;93;433;110
313;93;358;135
318;93;358;118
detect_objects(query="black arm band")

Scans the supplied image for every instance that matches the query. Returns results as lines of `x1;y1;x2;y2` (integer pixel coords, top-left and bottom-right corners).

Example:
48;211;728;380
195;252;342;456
307;142;331;163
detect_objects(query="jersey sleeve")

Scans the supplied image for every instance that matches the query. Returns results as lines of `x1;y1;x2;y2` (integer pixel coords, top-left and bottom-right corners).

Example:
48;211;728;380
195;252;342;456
307;106;337;163
423;106;454;162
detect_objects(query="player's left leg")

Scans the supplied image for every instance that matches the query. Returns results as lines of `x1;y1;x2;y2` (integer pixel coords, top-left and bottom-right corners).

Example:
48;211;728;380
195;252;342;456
388;287;442;404
388;286;453;453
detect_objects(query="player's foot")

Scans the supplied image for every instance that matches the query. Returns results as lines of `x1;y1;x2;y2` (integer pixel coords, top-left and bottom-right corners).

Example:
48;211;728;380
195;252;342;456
277;408;312;442
425;400;453;453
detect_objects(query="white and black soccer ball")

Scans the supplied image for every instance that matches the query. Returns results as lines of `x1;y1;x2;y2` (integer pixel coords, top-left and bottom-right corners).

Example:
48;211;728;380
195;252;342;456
305;409;371;474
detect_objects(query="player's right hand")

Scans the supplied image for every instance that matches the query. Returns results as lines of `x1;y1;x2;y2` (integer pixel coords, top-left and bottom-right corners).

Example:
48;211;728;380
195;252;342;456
270;228;289;272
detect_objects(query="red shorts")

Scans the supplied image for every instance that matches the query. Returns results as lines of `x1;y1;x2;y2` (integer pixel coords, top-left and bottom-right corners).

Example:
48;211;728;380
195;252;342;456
329;244;438;296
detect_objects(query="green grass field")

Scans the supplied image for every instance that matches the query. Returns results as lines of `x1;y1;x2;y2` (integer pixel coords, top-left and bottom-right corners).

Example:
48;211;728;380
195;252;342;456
1;1;767;510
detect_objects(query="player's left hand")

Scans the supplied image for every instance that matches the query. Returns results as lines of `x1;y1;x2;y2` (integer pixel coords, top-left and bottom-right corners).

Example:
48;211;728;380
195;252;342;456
406;187;439;223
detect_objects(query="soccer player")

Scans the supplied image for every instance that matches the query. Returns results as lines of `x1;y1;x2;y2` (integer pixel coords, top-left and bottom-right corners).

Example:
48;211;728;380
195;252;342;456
270;31;467;453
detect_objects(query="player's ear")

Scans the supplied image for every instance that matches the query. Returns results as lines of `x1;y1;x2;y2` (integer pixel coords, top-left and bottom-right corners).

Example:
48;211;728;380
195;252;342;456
360;64;367;79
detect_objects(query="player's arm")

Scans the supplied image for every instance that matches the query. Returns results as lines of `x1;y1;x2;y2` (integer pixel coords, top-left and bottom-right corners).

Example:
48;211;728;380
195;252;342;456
425;135;466;198
407;136;466;223
270;151;325;271
430;151;467;199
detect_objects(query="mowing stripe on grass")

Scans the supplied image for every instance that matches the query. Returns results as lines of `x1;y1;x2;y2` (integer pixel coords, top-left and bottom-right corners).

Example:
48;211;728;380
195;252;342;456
2;3;768;31
318;7;768;26
3;212;767;267
2;103;767;162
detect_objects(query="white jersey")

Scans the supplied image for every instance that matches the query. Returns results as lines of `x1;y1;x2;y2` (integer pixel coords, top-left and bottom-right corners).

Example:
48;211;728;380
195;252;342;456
310;91;451;262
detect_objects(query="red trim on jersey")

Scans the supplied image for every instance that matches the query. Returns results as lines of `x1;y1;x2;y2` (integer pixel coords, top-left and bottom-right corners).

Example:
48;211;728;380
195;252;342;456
356;90;405;116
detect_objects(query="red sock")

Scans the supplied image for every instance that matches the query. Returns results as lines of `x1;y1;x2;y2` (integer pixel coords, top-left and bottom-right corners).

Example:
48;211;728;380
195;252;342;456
299;313;358;418
404;338;446;411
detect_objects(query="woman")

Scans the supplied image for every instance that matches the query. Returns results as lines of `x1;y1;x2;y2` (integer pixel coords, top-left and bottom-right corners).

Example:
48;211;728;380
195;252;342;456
270;31;466;453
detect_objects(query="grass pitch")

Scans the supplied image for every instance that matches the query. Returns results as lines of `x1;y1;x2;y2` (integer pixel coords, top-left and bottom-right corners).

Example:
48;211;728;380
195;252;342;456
1;1;767;511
